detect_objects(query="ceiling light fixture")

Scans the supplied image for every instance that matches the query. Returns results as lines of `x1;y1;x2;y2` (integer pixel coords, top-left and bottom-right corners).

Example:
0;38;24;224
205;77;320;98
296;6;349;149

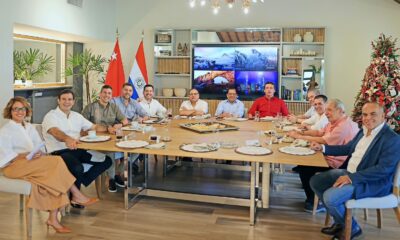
189;0;264;14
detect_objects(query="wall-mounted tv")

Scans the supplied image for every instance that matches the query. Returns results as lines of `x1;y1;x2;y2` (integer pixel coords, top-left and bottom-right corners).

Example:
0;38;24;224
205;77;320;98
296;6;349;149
192;45;279;100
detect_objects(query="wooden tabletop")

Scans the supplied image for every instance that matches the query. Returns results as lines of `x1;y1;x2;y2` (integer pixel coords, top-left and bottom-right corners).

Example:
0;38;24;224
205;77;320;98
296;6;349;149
78;119;328;167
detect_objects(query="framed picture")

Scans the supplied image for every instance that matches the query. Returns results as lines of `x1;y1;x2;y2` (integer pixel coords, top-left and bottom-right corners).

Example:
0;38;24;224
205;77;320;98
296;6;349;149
156;33;172;43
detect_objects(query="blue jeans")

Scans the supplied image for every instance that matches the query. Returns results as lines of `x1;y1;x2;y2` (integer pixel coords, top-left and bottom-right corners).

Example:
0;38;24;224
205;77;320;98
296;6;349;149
310;169;360;231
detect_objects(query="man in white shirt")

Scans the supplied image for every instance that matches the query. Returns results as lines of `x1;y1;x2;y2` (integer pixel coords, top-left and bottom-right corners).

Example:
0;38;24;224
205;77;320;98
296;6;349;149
289;89;319;123
139;84;166;117
42;89;112;207
310;102;400;240
301;94;329;130
179;88;208;116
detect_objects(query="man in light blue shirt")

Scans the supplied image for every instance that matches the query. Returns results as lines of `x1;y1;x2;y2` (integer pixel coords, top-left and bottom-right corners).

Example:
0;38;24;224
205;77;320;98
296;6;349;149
215;88;245;118
110;83;149;122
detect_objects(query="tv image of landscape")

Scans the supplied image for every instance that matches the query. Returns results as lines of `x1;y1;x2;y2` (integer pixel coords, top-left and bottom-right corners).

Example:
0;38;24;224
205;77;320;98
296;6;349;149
192;45;279;100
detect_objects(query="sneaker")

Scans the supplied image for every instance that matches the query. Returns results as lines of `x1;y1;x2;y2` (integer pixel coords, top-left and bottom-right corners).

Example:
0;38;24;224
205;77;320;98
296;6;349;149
304;201;326;213
108;179;117;192
114;175;125;188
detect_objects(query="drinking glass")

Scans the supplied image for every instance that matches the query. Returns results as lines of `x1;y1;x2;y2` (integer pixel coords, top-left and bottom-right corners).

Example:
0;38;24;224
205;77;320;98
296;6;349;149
255;111;260;122
167;108;173;119
116;126;123;141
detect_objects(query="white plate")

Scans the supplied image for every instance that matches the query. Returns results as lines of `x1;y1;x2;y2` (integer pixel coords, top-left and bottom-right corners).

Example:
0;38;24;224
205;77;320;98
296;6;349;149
235;146;272;155
282;126;300;132
235;118;248;122
79;135;111;143
180;143;218;153
260;116;275;121
279;146;315;155
292;139;309;147
143;119;156;124
116;140;149;149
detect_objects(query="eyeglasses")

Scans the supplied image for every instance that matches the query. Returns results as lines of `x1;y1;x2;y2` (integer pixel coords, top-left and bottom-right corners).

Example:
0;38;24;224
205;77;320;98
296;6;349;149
12;107;27;112
189;93;199;96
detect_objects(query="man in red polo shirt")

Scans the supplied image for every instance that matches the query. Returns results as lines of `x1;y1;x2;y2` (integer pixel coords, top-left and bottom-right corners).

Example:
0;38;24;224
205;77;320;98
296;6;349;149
248;82;289;118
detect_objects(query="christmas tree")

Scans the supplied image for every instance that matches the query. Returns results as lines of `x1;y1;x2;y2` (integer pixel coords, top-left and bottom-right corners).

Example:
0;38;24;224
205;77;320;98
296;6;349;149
352;34;400;133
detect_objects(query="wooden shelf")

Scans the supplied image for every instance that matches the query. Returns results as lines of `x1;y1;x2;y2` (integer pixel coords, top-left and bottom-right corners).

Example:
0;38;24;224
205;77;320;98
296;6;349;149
155;96;189;99
155;73;191;77
281;75;301;79
282;42;324;45
155;56;191;59
192;41;281;45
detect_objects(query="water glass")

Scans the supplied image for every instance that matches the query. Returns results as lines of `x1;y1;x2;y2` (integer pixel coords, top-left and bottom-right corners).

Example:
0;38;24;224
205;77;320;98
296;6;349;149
255;111;260;122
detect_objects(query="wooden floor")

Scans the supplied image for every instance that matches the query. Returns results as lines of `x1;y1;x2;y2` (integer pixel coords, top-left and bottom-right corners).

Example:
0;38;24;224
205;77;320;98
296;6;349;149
1;165;399;240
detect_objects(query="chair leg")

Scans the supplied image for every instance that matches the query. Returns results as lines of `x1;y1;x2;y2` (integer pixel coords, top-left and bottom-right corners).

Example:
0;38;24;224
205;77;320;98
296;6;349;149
312;194;319;215
324;212;331;226
25;198;32;238
364;208;368;221
154;155;158;163
19;194;24;212
95;176;103;200
377;209;382;228
101;172;106;193
345;208;352;240
393;207;400;224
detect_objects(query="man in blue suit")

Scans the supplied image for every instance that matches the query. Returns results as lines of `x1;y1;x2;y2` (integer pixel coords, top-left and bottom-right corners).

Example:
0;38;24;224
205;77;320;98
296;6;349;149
310;102;400;240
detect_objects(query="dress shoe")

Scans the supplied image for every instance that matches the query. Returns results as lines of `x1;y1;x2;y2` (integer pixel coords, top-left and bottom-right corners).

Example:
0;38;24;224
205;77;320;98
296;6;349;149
70;197;99;207
46;221;72;233
331;227;362;240
321;223;343;235
70;203;85;209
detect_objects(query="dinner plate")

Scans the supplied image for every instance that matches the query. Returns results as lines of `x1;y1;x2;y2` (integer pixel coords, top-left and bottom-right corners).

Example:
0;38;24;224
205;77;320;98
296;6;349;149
235;146;272;156
143;119;156;124
235;118;248;122
260;116;275;122
116;140;149;149
279;146;315;155
79;135;111;143
282;126;300;132
121;125;144;131
180;143;218;153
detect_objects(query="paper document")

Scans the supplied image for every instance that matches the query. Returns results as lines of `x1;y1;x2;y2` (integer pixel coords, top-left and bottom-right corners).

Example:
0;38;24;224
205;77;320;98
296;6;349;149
26;142;45;160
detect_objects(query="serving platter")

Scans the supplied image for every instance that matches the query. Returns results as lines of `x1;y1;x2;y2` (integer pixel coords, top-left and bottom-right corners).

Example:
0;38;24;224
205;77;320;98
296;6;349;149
179;122;239;133
179;143;219;152
279;146;315;155
235;146;272;156
116;140;149;149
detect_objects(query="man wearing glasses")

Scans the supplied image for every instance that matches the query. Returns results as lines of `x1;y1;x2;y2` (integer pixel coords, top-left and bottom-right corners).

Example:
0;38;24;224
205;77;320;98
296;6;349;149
215;88;244;118
179;88;208;116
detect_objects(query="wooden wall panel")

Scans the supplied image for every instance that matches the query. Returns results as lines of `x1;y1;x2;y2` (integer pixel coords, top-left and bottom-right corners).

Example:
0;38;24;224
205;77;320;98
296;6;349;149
156;98;309;116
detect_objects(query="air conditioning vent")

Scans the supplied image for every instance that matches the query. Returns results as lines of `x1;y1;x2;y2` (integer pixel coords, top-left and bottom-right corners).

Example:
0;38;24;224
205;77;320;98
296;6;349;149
67;0;83;8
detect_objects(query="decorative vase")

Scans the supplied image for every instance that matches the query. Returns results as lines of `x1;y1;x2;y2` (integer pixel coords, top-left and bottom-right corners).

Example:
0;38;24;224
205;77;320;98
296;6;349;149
174;88;186;97
177;43;183;56
293;34;302;42
303;32;314;42
162;88;173;97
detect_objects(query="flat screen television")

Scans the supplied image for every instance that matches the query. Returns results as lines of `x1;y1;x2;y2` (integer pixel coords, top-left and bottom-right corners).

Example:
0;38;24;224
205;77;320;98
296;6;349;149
192;45;279;100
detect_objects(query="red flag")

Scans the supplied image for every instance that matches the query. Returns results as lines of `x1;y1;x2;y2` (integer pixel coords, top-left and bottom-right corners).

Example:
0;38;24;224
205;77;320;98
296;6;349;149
105;39;125;97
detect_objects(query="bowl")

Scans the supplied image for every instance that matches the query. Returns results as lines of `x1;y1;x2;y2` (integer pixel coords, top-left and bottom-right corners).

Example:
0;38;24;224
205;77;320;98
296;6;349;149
174;88;186;97
162;88;173;97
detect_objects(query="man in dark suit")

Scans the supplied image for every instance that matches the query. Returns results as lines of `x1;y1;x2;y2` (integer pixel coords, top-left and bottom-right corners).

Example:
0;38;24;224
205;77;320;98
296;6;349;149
310;102;400;240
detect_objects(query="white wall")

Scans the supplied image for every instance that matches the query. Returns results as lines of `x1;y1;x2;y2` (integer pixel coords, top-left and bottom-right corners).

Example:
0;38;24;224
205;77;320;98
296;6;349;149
86;0;400;114
0;0;117;125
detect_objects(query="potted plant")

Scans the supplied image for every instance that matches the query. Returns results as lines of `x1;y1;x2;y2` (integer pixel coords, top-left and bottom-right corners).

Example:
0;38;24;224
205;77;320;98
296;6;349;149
65;49;106;104
308;64;322;90
13;48;55;85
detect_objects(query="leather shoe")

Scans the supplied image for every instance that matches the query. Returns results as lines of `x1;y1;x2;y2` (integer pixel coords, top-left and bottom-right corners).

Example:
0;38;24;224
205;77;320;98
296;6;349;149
70;203;85;209
321;223;343;235
331;228;362;240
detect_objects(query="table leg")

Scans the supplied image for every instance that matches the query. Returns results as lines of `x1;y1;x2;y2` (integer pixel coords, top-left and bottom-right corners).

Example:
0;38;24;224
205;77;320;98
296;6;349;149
261;162;270;208
250;162;257;225
124;152;129;209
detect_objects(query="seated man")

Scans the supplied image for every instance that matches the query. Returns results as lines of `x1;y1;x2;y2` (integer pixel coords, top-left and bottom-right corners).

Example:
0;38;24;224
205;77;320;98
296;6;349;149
287;99;359;212
301;94;329;130
82;84;129;192
138;84;166;118
179;88;208;116
248;82;289;118
310;102;400;240
111;83;149;122
215;88;244;118
42;89;112;208
289;89;319;123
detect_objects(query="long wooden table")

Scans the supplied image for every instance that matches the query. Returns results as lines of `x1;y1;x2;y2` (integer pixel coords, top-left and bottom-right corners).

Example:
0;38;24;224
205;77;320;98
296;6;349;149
78;119;327;225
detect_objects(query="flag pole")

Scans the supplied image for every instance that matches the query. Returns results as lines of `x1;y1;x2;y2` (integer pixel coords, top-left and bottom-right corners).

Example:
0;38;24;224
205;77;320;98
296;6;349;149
116;28;120;40
141;29;144;40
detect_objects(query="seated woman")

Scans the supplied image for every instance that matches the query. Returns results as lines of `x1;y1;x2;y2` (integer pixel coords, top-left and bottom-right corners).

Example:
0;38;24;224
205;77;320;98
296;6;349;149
0;97;98;233
179;88;208;116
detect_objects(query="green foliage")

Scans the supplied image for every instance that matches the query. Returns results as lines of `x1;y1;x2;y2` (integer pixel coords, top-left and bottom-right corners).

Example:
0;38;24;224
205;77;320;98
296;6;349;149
65;49;106;104
13;48;55;80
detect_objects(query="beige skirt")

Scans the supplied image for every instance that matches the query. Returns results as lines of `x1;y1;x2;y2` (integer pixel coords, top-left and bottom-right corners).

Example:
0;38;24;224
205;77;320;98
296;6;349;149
3;155;75;211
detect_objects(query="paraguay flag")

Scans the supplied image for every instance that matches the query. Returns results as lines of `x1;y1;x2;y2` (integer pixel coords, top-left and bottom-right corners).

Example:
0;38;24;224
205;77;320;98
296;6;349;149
128;40;148;99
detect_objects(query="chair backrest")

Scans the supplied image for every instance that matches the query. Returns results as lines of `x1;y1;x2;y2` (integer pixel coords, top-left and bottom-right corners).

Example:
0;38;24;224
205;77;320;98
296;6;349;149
31;123;44;141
